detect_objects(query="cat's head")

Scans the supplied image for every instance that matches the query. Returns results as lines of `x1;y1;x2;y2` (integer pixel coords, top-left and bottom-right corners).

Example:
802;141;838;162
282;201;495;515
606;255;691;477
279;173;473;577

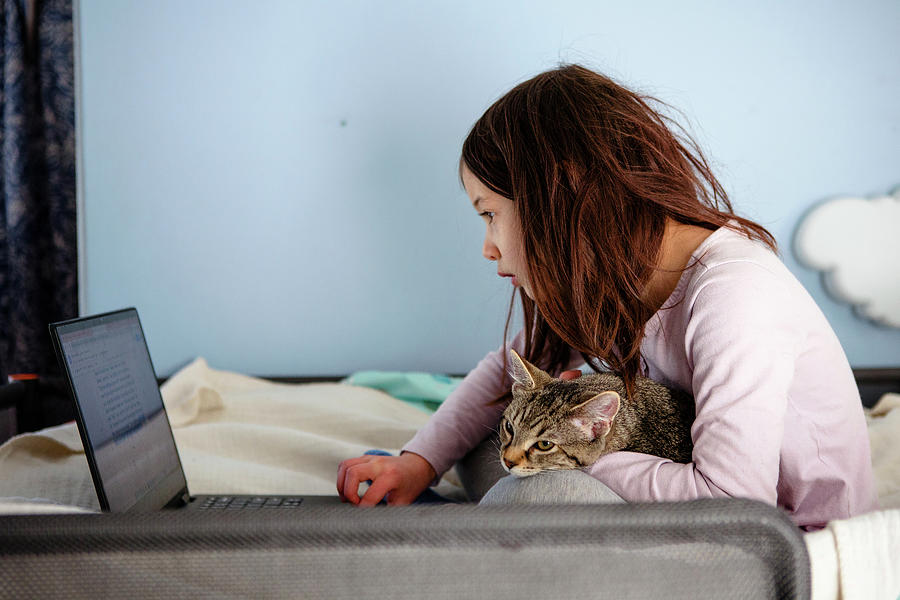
499;349;621;477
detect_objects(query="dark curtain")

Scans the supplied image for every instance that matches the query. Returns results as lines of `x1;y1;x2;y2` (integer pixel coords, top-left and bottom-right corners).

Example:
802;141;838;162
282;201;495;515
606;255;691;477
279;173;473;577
0;0;77;380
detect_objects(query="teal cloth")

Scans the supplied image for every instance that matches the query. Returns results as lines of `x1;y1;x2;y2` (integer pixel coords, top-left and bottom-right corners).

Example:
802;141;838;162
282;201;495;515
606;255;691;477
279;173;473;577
343;371;463;413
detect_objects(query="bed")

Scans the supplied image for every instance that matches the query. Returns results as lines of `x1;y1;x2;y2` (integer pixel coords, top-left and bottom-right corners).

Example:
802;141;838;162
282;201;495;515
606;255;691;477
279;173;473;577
0;357;898;599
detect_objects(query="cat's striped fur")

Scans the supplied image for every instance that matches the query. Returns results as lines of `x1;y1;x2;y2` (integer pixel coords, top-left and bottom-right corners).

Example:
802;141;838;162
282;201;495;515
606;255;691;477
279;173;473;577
499;350;694;477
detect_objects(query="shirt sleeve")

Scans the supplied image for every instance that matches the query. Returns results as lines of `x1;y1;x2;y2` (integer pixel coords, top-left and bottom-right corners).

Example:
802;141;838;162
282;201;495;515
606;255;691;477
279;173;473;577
585;262;804;504
402;331;584;482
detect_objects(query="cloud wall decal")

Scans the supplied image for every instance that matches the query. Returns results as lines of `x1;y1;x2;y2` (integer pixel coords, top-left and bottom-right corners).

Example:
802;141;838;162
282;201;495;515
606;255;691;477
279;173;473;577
793;187;900;328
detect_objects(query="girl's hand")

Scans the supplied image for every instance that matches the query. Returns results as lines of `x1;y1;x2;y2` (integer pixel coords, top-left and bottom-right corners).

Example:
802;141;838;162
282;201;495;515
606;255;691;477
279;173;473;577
336;452;436;507
560;369;582;381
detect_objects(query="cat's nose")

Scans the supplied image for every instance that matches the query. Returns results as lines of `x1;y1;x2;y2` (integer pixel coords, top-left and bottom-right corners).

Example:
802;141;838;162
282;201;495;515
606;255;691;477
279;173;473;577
503;457;515;469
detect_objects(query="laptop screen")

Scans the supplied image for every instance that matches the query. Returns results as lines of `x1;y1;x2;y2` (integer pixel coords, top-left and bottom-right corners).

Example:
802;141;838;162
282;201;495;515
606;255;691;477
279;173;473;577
52;309;187;512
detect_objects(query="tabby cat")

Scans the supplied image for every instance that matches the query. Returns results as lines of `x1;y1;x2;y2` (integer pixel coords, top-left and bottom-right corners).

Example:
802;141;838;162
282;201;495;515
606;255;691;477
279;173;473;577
499;349;695;477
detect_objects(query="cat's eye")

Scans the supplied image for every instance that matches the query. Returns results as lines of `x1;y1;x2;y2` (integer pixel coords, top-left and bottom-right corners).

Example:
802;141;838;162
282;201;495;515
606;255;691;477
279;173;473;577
503;419;514;436
534;440;555;452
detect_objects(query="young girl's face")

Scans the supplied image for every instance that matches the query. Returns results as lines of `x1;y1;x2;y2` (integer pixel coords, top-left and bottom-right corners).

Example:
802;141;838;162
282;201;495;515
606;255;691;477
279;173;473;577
461;165;530;298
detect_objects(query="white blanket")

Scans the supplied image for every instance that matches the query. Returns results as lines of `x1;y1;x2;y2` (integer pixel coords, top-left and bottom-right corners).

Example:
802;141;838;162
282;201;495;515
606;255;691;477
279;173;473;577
0;358;463;512
0;359;898;599
807;508;900;600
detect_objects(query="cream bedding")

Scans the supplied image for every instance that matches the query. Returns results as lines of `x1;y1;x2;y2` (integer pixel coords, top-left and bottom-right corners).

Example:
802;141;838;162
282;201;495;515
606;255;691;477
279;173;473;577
0;359;898;599
0;357;464;512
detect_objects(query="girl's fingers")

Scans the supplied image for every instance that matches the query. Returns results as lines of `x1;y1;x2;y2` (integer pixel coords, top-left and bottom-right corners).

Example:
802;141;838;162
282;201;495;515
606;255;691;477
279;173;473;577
336;456;373;497
358;475;395;507
338;458;381;503
336;454;418;506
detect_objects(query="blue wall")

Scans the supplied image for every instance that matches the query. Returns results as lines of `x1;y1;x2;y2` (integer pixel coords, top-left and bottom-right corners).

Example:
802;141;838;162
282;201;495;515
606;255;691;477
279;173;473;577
78;1;900;376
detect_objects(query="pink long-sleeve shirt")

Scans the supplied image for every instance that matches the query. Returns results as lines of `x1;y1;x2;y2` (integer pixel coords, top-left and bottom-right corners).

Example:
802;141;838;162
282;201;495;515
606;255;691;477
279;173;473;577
403;226;879;530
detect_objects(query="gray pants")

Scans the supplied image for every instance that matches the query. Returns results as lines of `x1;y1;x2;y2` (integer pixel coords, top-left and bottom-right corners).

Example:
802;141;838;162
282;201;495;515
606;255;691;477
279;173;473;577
455;431;625;505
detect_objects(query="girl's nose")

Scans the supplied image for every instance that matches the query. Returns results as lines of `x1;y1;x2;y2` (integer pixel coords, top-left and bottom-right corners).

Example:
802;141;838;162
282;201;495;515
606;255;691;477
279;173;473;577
482;236;499;261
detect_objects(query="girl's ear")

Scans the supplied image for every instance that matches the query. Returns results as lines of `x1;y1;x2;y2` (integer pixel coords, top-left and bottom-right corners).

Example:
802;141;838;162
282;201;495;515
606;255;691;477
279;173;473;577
509;349;552;391
568;391;620;440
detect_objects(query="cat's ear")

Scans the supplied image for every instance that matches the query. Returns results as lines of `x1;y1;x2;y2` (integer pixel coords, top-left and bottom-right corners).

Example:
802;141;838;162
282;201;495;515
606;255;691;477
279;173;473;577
568;391;620;440
509;349;551;391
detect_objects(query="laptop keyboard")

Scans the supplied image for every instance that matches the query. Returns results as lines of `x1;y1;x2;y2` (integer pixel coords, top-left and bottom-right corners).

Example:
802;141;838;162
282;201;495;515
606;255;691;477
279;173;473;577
198;496;304;510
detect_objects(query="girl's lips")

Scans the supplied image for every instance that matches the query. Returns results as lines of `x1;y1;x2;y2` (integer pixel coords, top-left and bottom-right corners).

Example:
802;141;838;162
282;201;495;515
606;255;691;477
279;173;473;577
499;272;519;287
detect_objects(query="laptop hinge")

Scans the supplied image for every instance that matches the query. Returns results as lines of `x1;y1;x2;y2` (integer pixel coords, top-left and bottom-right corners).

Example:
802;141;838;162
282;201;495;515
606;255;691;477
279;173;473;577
164;489;192;509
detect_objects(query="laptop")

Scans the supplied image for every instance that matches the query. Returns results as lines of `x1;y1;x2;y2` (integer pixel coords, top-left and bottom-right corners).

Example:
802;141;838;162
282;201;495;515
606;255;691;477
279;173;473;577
49;308;342;512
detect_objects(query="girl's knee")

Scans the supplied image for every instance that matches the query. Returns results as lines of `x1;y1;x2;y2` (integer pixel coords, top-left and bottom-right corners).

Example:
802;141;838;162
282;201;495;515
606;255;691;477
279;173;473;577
479;470;624;505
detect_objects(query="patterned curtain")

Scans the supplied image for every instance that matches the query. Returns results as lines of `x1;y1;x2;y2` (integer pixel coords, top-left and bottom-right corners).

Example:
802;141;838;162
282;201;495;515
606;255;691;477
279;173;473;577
0;0;76;379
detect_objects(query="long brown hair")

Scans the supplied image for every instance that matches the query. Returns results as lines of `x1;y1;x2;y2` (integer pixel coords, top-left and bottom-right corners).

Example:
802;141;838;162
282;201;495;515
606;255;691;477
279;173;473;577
461;64;775;398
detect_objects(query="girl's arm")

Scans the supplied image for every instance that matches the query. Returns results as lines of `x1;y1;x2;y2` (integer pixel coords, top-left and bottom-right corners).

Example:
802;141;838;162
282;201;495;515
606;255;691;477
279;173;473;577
402;331;584;482
338;331;582;505
400;333;522;481
585;264;803;506
338;337;521;505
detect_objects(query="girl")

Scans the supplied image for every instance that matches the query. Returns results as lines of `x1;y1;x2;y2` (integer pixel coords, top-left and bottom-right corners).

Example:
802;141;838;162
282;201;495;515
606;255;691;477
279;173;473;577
336;64;878;530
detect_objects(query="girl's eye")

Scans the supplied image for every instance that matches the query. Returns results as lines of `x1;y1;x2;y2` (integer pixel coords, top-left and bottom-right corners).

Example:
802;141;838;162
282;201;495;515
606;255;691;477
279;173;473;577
534;440;555;452
479;211;495;223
